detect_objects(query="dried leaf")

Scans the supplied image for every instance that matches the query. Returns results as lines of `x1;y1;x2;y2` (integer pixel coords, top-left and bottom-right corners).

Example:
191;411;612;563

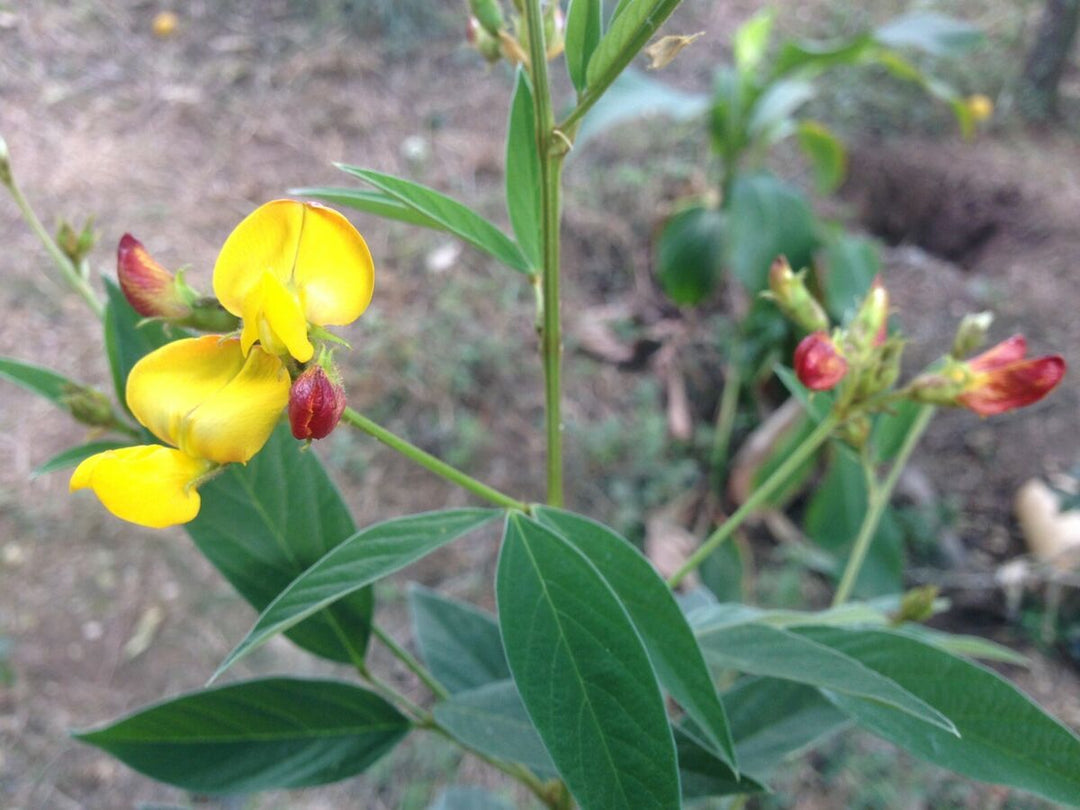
645;32;705;70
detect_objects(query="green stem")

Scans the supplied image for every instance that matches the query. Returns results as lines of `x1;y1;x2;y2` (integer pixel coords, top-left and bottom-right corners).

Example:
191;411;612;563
2;172;104;319
360;665;428;722
340;407;528;512
832;404;935;606
524;0;566;507
371;622;449;701
708;362;742;492
668;412;838;587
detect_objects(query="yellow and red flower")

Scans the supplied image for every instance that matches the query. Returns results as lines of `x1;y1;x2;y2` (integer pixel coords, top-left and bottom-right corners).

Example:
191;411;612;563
956;335;1065;416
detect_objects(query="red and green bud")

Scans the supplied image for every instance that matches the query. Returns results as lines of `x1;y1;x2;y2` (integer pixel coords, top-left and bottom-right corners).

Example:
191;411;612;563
849;276;889;351
289;364;347;440
765;256;829;333
794;331;848;391
117;234;193;319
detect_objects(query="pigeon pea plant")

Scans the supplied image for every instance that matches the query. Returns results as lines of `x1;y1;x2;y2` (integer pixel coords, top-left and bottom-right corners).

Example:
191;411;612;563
1;3;1077;808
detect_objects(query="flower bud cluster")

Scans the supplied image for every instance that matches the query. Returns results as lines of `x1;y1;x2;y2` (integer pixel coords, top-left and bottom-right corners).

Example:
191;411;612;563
465;0;564;66
767;260;1066;440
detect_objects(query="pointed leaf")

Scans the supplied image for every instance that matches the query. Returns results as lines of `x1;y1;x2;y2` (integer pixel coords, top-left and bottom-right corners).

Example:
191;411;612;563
0;356;81;406
189;425;371;665
33;439;132;477
725;676;849;777
799;626;1080;806
214;509;498;678
697;622;955;733
874;12;982;56
655;204;726;306
675;727;765;800
336;165;530;273
505;69;541;271
75;678;409;793
409;585;510;694
291;186;446;230
819;233;880;322
576;68;708;146
796;120;847;193
565;0;603;93
733;10;774;75
536;506;737;770
433;680;557;779
585;0;682;91
497;514;680;810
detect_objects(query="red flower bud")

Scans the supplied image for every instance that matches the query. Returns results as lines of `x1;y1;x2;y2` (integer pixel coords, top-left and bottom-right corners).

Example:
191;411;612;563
956;335;1065;416
289;365;346;440
794;331;848;391
117;234;191;319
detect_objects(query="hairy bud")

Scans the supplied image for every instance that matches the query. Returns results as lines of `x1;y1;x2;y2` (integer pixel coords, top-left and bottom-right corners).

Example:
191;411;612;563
289;364;347;440
794;331;848;391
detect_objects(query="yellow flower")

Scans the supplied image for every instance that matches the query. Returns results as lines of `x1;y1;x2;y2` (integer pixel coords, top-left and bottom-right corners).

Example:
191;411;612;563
213;200;374;363
70;336;290;527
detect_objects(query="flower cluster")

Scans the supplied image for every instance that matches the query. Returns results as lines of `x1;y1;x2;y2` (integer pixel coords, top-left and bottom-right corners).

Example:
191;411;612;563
767;257;1065;428
71;200;373;528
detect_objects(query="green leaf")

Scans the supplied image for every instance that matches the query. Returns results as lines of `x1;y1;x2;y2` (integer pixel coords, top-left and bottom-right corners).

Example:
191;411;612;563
803;449;903;597
565;0;603;94
774;364;834;424
496;514;680;810
772;35;873;80
409;585;510;694
733;9;774;76
336;165;530;273
747;78;815;141
699;536;746;603
535;507;737;770
796;120;847;193
874;12;982;56
819;234;880;322
189;426;371;665
433;680;557;779
725;172;818;293
897;626;1029;665
214;509;498;678
576;68;708;146
725;676;849;777
799;626;1080;806
655;204;726;307
102;278;176;411
585;0;682;91
696;622;955;734
0;356;80;406
290;186;445;230
75;678;409;793
33;440;131;477
676;727;765;799
429;787;515;810
505;69;541;271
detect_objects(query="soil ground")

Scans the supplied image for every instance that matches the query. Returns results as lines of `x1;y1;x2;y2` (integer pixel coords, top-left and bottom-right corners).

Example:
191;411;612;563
1;2;1078;808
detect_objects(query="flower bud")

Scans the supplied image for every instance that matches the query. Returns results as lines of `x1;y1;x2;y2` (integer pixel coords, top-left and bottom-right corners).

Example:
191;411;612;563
837;412;871;450
966;94;993;124
117;234;193;319
469;0;505;36
765;256;829;333
849;277;889;351
794;331;848;391
60;383;118;428
890;585;940;626
289;364;346;440
950;311;993;359
543;1;566;61
57;218;97;267
853;335;904;400
467;16;504;63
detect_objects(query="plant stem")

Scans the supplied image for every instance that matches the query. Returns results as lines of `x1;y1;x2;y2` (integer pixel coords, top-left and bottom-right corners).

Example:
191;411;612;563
2;172;103;319
832;404;935;606
371;622;449;701
358;664;428;723
524;0;566;507
709;361;742;492
668;412;838;587
340;407;528;512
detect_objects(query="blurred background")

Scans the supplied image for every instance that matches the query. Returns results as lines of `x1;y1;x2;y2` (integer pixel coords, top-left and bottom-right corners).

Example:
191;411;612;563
1;1;1078;807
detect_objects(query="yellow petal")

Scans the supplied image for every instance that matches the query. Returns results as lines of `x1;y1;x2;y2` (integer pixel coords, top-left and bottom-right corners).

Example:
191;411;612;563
178;343;291;463
291;203;375;326
126;336;290;462
70;445;214;528
239;271;314;362
213;199;374;329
